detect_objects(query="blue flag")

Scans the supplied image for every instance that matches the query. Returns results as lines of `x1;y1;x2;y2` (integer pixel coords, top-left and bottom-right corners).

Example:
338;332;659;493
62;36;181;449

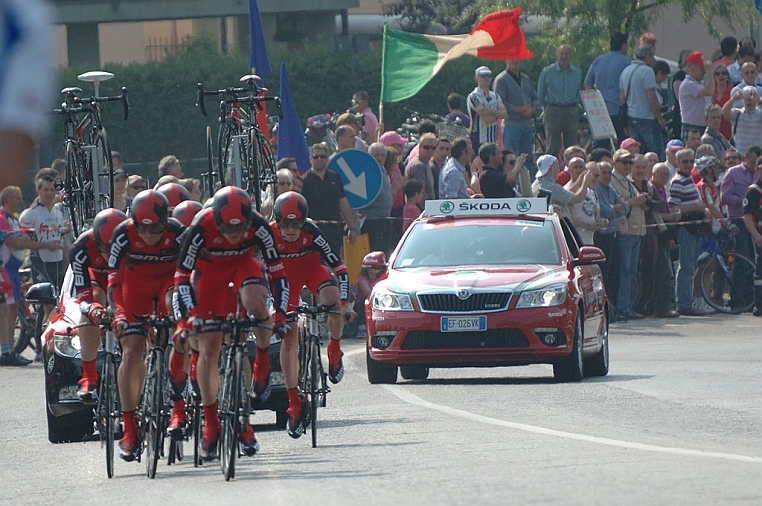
757;0;762;13
277;62;311;173
248;0;271;79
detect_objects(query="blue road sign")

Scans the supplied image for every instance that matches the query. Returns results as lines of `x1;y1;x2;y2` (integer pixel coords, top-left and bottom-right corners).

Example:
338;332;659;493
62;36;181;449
328;149;383;209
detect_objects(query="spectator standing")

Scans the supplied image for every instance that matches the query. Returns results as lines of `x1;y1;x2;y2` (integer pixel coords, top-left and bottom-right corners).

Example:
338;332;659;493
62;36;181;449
402;179;424;234
728;62;762;107
669;148;708;315
445;93;471;129
610;150;648;320
335;124;357;153
112;169;128;211
664;138;684;185
741;162;762;315
650;163;681;317
402;119;438;165
494;59;538;161
537;45;582;157
711;64;733;140
467;66;507;152
701;104;732;162
429;137;451;199
593;161;629;318
480;142;526;199
678;51;714;135
722;86;762;156
532;153;592;217
620;44;666;159
359;143;393;255
405;132;438;201
556;145;586;186
727;44;756;86
351;90;379;142
439;137;474;199
302;143;357;255
630;154;658;316
567;161;606;245
125;175;146;208
584;32;632;145
383;147;407;246
157;155;183;180
713;36;739;69
336;112;369;152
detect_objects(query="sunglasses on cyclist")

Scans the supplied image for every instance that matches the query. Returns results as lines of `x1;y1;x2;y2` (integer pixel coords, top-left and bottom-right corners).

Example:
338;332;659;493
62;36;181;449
219;222;248;235
135;222;164;234
278;220;303;230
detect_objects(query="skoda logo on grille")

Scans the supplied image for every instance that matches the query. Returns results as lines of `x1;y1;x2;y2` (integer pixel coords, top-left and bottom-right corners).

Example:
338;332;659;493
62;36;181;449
457;289;471;300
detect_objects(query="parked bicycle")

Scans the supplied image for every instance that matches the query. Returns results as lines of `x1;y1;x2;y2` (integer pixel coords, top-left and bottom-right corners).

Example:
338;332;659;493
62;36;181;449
696;226;756;314
196;75;282;214
287;302;335;448
13;268;51;359
53;71;129;236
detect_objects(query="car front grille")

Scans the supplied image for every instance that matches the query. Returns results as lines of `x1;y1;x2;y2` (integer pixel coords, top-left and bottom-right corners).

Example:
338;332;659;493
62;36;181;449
417;292;512;313
401;329;529;350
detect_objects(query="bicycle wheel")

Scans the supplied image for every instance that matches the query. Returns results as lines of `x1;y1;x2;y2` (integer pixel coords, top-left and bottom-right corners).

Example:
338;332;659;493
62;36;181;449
98;353;118;478
219;347;239;481
145;349;165;479
218;120;239;189
250;130;277;217
699;252;756;314
94;128;114;212
204;125;217;199
192;389;202;467
309;337;319;448
65;141;88;237
12;301;36;356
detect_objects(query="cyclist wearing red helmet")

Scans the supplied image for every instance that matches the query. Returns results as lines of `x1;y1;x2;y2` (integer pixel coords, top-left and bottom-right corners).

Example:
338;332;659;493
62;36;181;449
172;185;290;459
108;189;185;462
69;208;127;402
157;182;190;211
270;191;355;438
172;200;203;228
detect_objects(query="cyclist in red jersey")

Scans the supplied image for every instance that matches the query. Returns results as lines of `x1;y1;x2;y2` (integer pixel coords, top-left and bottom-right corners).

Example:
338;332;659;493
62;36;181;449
108;190;184;462
70;208;127;402
172;186;290;460
270;191;355;438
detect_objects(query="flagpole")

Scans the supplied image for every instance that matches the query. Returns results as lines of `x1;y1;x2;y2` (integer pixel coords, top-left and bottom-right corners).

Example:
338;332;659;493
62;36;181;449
378;102;384;138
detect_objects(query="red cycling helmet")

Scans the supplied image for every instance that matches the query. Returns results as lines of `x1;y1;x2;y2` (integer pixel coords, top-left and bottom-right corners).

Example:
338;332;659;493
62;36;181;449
131;189;169;226
273;191;308;227
157;182;190;209
92;208;127;247
362;251;387;269
171;200;203;227
212;186;253;228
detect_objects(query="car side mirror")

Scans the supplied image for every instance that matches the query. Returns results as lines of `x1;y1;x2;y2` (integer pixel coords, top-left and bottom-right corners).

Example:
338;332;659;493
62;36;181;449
24;282;57;305
574;246;606;266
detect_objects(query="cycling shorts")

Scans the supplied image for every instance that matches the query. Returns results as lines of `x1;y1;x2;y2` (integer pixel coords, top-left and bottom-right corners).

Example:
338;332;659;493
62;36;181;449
286;262;336;310
0;0;54;139
119;276;174;325
191;255;268;320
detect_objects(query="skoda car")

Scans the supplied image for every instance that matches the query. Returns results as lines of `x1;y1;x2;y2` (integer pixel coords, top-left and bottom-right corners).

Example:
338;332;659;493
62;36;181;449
35;268;288;443
366;198;609;384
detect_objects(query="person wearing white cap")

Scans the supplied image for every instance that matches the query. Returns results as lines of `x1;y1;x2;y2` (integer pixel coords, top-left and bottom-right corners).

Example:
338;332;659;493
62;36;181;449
467;66;507;152
531;153;593;217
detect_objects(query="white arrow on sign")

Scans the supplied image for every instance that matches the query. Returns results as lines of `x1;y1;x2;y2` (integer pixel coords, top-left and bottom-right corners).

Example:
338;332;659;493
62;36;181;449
336;157;367;199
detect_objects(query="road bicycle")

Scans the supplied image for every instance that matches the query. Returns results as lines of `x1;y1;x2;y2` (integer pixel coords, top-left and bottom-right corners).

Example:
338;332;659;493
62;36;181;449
93;314;121;479
13;268;51;359
135;310;175;479
287;302;335;448
196;75;282;214
53;71;129;237
200;312;271;481
697;227;756;314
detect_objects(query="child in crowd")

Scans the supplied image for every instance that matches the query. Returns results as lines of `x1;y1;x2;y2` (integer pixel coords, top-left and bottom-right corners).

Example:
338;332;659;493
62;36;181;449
402;178;425;234
342;251;387;339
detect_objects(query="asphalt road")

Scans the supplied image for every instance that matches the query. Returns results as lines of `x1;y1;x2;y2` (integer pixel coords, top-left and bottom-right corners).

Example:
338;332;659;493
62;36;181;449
1;314;761;505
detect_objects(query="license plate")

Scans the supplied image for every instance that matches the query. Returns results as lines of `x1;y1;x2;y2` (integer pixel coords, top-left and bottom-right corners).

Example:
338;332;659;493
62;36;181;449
440;316;487;332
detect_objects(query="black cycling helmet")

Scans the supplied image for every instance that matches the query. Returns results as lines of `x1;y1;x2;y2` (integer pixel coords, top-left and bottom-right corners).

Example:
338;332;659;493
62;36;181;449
157;182;190;209
171;200;203;227
131;189;169;226
92;208;127;248
273;191;308;227
211;186;253;230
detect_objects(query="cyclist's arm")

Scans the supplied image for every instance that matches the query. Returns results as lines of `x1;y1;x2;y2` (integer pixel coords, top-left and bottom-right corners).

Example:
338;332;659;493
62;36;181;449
174;223;204;286
69;235;94;303
252;217;290;320
106;225;129;313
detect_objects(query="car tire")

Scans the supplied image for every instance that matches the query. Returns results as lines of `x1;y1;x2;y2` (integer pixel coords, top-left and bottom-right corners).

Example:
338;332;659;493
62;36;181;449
275;409;288;429
584;309;609;377
366;347;398;384
553;312;584;382
399;365;429;380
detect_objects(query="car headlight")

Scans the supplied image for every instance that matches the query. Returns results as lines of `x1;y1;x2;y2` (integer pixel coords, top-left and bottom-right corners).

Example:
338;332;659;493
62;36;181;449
54;334;81;359
516;284;567;308
372;290;414;311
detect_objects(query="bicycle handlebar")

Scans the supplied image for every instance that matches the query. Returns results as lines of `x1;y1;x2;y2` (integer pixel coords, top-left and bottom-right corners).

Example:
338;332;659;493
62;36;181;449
53;87;130;121
286;303;340;321
402;107;445;123
196;82;283;119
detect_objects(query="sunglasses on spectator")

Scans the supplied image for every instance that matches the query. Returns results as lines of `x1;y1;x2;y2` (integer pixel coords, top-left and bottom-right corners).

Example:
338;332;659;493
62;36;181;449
714;71;729;76
311;154;328;159
505;159;517;165
131;184;146;190
420;145;437;150
679;158;695;163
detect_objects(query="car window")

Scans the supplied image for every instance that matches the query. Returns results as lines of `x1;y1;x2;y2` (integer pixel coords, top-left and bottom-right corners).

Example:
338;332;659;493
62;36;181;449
393;220;561;268
558;216;581;257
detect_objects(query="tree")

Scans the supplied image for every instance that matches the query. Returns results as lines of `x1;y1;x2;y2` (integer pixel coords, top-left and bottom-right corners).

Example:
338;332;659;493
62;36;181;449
383;0;486;34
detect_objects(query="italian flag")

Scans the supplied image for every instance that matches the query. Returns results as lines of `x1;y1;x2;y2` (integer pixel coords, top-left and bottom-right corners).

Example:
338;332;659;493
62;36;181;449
380;8;533;103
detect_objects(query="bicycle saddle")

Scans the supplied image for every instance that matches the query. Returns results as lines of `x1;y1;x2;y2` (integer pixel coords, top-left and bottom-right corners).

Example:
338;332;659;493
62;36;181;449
240;74;261;84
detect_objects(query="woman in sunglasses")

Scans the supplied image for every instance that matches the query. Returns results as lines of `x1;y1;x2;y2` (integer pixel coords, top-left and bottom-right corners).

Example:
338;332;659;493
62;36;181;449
107;189;185;462
172;185;290;460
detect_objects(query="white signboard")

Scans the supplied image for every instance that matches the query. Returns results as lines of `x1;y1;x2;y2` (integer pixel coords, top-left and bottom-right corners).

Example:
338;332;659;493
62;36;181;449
581;89;617;140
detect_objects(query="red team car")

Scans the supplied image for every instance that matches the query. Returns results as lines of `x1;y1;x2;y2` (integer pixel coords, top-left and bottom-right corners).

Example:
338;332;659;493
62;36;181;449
365;198;609;383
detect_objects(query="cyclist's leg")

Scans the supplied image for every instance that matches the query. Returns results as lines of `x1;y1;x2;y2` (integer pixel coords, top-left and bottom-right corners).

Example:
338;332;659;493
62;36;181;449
117;327;148;458
195;328;223;458
316;279;345;384
240;279;273;400
77;283;107;400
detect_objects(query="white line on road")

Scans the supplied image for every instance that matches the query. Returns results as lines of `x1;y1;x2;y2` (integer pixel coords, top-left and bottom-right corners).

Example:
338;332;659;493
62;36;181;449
381;385;762;464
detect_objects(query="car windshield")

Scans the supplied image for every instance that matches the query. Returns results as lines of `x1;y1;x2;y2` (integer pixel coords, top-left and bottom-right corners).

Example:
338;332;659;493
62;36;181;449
393;219;561;268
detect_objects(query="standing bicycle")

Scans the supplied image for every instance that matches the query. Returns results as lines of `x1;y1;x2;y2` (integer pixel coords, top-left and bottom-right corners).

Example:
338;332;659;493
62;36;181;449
196;75;282;213
172;186;290;464
270;191;354;440
53;71;129;236
696;225;755;314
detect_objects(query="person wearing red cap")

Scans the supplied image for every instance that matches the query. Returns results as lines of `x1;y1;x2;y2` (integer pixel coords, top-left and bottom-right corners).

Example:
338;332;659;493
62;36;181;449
678;51;715;137
620;137;642;155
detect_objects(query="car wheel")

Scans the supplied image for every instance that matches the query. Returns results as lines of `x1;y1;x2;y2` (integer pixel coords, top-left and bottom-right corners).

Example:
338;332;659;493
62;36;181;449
399;365;429;380
553;312;584;382
275;409;288;429
366;347;397;384
584;309;609;377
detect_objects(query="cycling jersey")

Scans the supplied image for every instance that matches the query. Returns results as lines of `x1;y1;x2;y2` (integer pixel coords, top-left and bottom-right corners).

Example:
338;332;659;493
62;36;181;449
69;230;109;303
270;219;349;309
175;208;289;322
108;218;183;324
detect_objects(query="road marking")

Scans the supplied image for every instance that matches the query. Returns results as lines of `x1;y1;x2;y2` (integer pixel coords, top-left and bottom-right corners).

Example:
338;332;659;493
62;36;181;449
382;385;762;464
